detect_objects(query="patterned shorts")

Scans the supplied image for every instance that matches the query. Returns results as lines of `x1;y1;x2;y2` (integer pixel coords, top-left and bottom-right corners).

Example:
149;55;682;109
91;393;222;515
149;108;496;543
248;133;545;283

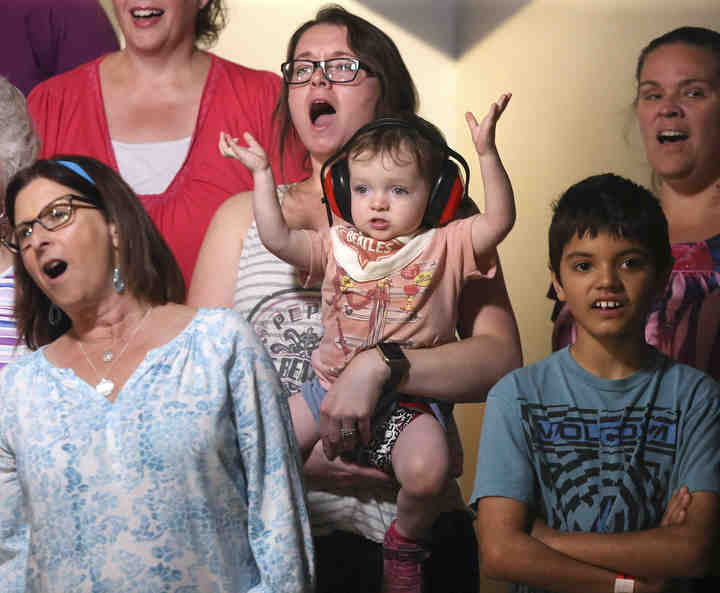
302;378;442;475
355;404;426;474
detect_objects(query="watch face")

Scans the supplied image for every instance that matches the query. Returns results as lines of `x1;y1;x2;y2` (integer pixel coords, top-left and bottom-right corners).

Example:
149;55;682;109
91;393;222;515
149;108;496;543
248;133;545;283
376;343;409;391
379;342;405;361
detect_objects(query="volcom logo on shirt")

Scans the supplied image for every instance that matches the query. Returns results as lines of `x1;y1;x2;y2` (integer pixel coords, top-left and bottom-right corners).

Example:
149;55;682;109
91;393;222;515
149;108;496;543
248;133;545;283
520;402;678;533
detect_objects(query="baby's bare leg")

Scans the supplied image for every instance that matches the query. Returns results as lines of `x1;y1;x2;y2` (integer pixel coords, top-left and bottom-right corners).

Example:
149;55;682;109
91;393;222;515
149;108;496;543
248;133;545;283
289;393;321;461
391;413;451;541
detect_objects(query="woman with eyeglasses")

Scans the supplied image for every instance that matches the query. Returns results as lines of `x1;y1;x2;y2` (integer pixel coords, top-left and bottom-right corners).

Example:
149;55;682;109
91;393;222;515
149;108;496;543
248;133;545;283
0;76;39;369
26;0;307;287
0;155;313;593
189;6;522;593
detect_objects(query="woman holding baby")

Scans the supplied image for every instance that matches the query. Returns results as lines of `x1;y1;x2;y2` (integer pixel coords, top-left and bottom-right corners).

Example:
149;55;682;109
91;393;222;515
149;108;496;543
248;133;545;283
190;5;522;593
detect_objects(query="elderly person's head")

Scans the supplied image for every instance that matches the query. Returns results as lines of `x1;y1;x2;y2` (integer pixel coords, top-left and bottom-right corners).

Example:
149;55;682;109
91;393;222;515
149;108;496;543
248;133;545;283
634;27;720;192
5;156;185;348
0;76;39;198
274;4;418;162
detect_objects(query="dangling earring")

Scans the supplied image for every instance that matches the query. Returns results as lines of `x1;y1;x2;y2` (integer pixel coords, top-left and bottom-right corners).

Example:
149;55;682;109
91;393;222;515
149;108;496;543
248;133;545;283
112;266;125;293
49;303;62;326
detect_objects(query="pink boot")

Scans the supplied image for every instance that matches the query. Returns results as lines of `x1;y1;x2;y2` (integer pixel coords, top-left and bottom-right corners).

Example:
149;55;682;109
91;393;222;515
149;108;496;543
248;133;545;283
382;520;430;593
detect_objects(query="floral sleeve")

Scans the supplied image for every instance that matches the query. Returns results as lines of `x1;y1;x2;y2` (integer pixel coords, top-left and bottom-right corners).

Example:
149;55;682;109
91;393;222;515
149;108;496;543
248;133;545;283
229;318;314;593
0;367;29;593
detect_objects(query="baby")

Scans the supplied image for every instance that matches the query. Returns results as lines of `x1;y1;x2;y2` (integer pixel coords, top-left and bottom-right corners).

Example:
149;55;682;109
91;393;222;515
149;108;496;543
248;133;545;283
220;96;514;592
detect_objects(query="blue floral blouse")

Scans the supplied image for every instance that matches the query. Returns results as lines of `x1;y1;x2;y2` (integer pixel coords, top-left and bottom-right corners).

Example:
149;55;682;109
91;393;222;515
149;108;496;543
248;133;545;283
0;308;313;593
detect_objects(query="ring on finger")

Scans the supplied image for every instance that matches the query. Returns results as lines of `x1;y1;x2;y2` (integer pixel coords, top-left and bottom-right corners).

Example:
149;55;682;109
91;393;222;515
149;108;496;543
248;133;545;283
339;427;358;440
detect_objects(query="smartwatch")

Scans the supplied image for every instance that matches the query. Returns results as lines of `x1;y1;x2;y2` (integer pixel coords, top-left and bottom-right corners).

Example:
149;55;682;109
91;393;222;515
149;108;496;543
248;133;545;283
376;342;410;392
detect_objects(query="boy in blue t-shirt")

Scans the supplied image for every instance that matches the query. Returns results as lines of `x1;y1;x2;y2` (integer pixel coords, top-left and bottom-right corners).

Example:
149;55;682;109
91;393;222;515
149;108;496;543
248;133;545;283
472;174;720;593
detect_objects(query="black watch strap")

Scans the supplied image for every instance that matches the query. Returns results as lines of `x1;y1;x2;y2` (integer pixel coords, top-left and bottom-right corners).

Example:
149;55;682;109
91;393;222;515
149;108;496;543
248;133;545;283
376;342;410;392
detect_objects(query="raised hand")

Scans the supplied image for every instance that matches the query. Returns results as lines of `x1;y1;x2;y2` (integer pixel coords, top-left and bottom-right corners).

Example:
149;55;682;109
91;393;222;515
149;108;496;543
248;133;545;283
465;92;511;156
218;131;269;172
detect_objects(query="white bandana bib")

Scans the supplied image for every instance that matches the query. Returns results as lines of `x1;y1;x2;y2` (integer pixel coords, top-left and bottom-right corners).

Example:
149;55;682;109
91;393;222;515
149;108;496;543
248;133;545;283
330;226;435;282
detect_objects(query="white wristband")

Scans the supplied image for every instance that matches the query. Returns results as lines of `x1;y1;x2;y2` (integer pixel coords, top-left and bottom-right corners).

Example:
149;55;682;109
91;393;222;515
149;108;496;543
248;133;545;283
614;576;634;593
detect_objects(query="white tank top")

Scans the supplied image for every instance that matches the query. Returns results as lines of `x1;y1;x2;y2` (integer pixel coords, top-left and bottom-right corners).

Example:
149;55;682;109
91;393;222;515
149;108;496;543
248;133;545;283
112;136;191;195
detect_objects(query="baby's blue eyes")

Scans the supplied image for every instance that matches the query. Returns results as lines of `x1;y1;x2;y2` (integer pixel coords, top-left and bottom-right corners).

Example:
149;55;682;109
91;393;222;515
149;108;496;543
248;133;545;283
352;186;410;195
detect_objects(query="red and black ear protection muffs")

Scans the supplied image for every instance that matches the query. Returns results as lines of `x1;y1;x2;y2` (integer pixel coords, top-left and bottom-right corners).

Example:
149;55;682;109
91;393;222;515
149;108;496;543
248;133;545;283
320;117;470;228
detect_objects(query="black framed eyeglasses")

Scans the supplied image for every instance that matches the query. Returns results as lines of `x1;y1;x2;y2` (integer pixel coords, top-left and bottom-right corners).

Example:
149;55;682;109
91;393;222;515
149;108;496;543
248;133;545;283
2;195;100;253
281;58;371;85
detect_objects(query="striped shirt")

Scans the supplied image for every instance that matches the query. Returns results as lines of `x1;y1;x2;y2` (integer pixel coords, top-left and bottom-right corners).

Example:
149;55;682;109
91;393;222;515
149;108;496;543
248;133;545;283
0;266;25;369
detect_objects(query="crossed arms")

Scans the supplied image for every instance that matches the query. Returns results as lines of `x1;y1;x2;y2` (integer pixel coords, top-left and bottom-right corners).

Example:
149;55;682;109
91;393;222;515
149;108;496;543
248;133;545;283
477;488;718;593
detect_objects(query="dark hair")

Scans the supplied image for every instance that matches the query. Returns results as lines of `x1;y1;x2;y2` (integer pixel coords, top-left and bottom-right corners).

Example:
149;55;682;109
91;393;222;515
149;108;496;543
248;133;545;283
549;173;671;284
635;26;720;83
274;4;418;171
348;115;447;188
195;0;227;47
5;156;185;348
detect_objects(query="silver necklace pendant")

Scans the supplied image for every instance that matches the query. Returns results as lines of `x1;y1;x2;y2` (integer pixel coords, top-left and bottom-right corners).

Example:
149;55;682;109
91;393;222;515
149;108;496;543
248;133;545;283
78;308;153;401
96;378;115;397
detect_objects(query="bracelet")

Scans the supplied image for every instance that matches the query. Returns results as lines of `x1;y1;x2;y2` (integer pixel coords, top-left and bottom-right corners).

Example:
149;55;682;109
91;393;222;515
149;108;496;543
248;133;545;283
614;574;634;593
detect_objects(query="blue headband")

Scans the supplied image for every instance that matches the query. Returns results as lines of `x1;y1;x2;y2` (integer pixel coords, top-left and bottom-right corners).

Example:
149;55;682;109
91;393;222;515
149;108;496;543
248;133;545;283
55;160;95;185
